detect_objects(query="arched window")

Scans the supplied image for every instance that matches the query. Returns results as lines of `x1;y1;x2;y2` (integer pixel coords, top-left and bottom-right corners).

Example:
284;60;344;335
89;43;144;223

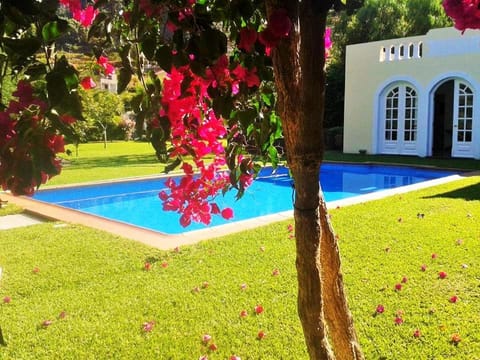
385;87;399;141
389;45;395;61
381;83;418;154
403;87;417;142
418;42;423;58
457;83;473;143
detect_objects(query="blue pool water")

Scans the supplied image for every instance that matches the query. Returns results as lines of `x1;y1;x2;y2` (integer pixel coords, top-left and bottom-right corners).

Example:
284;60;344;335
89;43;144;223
33;163;458;234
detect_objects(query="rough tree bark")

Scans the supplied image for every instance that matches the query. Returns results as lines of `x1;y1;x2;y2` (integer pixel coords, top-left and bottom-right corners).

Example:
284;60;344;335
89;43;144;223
266;1;364;359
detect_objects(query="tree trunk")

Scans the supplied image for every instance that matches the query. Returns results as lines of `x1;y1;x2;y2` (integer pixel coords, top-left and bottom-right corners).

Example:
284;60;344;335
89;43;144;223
267;1;364;358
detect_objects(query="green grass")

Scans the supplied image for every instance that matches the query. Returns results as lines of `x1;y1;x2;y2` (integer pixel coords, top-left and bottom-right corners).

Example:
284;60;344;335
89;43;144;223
1;142;480;358
48;141;166;186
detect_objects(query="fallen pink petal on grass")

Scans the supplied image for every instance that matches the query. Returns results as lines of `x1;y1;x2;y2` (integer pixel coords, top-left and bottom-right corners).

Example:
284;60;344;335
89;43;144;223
257;330;266;339
229;356;241;360
394;316;404;325
208;343;218;351
3;296;11;304
240;310;248;318
272;269;280;276
58;311;67;319
438;271;447;279
33;267;40;274
254;305;264;315
161;261;169;268
395;283;402;291
202;334;212;343
431;253;438;259
413;329;421;338
450;295;458;303
421;264;427;272
144;262;152;271
142;321;155;332
401;276;408;283
375;305;385;314
451;333;461;345
42;320;53;327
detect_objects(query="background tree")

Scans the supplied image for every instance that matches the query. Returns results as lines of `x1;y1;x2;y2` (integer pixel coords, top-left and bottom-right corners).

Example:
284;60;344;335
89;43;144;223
81;88;124;147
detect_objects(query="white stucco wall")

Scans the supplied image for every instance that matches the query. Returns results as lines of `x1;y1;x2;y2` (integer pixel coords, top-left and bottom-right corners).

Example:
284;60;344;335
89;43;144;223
343;27;480;158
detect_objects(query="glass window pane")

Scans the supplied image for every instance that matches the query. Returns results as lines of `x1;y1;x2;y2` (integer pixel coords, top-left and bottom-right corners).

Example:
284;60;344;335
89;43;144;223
406;98;411;107
466;132;472;142
386;120;391;129
404;132;410;141
458;119;465;129
392;132;397;141
466;120;472;130
405;120;411;129
405;109;411;118
467;96;473;106
385;131;391;140
459;96;465;107
467;107;473;118
393;98;398;108
459;108;465;118
457;132;464;142
392;120;398;129
393;109;398;118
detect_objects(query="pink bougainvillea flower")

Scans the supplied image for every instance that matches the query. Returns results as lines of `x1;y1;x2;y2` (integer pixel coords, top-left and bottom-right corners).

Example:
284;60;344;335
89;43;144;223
209;343;218;351
221;208;234;220
144;262;152;271
451;333;461;345
80;76;96;90
394;283;402;291
202;334;212;343
438;271;447;279
238;27;258;53
431;253;438;259
3;296;11;304
450;295;458;303
376;305;385;314
413;329;421;338
443;0;480;32
254;305;264;315
161;261;169;268
142;321;155;332
401;276;408;283
421;264;427;272
240;310;248;318
257;330;266;340
58;311;67;319
72;5;98;27
199;356;208;360
229;356;241;360
394;316;404;325
325;27;332;57
97;55;115;76
272;269;280;276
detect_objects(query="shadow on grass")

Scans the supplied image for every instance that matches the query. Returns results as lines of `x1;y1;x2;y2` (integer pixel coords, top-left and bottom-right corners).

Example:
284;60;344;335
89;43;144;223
64;154;160;170
423;181;480;201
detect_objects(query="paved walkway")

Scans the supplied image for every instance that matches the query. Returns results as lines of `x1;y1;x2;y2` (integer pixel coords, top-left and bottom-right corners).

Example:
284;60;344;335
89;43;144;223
0;213;44;230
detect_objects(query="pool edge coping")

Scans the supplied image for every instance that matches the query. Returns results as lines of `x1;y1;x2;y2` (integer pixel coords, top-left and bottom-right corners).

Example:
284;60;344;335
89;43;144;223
2;170;478;251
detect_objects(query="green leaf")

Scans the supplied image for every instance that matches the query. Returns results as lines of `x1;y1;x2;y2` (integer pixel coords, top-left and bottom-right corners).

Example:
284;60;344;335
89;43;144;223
46;72;68;106
155;45;173;72
2;37;41;58
141;34;156;61
42;19;70;43
117;68;132;94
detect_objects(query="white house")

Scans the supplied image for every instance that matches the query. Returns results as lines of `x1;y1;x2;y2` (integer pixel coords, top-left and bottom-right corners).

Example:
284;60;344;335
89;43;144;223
343;27;480;159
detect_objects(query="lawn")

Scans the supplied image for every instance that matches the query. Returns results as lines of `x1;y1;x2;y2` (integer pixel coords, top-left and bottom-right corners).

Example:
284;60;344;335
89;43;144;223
1;142;479;359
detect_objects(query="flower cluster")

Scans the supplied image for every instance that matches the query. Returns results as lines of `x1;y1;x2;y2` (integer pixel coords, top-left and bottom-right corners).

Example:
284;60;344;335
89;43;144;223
443;0;480;32
0;81;73;195
59;0;98;27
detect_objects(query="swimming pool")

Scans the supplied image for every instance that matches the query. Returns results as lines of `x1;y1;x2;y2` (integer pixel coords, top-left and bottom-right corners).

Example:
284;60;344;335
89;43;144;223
33;163;459;234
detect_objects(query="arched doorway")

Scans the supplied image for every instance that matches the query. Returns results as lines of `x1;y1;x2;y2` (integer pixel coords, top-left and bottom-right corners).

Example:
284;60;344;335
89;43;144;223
432;79;474;158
